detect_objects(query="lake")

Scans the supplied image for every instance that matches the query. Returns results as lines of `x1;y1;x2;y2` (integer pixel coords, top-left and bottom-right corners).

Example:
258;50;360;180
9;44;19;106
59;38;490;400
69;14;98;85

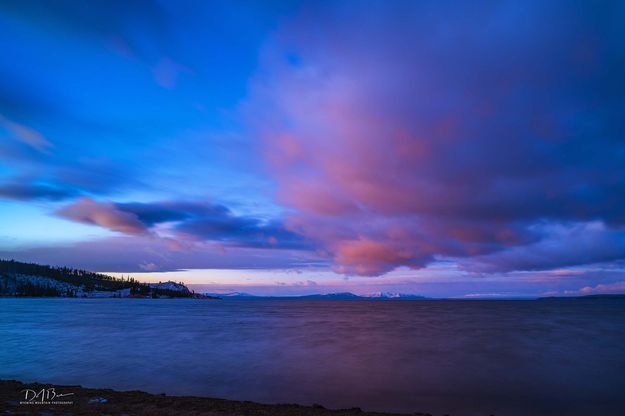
1;298;624;415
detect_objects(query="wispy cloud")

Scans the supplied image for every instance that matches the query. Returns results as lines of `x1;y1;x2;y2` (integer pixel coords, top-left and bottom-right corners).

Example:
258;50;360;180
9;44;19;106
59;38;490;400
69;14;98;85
568;281;625;296
0;181;77;201
0;114;53;153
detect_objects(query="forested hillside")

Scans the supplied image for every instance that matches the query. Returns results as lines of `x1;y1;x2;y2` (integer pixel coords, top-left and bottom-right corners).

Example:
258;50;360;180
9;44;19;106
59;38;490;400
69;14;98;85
0;259;212;298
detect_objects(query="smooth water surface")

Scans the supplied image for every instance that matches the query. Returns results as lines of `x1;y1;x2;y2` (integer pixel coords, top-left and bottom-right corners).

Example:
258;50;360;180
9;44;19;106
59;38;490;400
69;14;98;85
1;298;625;415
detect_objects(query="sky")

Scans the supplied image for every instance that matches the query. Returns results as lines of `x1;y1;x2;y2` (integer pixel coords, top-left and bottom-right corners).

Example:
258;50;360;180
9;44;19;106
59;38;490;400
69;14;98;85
1;0;625;297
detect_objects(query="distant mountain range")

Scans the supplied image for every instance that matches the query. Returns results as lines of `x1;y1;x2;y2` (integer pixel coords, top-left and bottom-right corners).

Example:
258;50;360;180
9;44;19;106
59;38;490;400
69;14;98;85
0;259;214;299
538;294;625;300
203;291;427;300
205;291;625;300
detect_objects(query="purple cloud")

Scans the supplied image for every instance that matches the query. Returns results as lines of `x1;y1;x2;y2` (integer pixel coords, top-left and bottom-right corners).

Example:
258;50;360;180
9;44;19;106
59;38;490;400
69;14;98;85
461;222;625;274
246;1;625;275
0;235;322;273
56;198;311;250
57;198;148;235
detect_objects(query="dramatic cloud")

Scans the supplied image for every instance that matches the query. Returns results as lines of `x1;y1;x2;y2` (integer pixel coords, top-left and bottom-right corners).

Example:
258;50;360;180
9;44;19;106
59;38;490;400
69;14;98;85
249;1;625;275
57;198;148;235
56;198;309;249
2;1;625;295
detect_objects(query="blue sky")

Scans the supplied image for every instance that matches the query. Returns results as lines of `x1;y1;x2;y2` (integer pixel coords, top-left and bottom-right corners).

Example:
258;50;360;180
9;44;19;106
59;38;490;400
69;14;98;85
1;1;625;297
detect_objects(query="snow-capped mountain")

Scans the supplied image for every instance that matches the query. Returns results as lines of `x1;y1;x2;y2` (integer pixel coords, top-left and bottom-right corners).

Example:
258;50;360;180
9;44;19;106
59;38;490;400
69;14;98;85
364;292;426;299
297;292;363;299
202;291;258;298
200;291;426;300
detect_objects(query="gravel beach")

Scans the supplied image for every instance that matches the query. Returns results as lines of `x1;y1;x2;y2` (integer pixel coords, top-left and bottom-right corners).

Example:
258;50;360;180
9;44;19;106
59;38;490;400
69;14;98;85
0;380;431;416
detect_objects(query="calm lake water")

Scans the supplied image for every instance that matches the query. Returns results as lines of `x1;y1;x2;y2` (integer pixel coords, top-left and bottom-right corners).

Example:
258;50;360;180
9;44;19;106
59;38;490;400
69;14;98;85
1;298;625;415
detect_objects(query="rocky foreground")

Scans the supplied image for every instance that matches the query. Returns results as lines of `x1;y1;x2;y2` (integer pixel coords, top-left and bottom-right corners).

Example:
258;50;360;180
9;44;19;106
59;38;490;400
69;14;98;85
0;380;432;416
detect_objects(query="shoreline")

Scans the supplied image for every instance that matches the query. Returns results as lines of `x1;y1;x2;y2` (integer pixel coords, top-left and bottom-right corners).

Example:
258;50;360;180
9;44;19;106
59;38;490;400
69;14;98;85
0;380;429;416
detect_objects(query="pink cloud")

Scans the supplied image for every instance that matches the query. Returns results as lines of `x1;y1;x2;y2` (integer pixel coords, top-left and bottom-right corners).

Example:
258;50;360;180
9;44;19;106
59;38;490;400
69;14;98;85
0;114;53;153
332;238;430;276
245;3;625;276
574;281;625;296
56;197;147;235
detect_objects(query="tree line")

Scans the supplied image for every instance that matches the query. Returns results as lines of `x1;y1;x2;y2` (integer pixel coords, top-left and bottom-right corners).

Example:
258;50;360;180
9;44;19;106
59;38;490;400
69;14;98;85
0;259;139;291
0;259;201;298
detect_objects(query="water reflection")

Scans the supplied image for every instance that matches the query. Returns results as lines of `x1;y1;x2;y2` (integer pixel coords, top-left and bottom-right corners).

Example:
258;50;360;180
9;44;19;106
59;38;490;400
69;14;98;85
1;298;624;415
